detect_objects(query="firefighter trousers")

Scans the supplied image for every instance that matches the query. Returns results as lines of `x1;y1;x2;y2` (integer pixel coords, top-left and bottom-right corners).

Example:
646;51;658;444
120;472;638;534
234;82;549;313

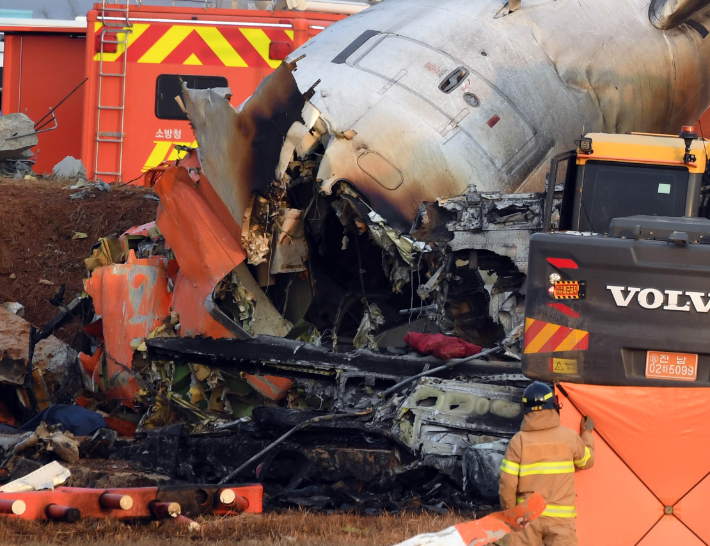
503;517;577;546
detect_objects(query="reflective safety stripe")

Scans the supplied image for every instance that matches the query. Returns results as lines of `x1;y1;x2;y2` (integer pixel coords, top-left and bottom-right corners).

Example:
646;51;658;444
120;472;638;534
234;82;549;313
522;392;553;403
574;446;591;468
518;460;575;476
518;498;577;518
500;459;521;475
542;505;577;518
574;446;592;468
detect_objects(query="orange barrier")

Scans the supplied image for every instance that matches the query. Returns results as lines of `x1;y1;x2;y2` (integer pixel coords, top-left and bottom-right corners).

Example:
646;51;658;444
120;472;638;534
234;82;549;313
557;383;710;546
0;484;262;521
392;493;545;546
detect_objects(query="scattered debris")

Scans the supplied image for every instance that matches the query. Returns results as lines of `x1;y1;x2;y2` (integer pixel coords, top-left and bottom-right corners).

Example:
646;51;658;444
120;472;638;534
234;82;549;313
0;461;71;493
1;303;23;318
52;157;87;181
0;59;527;516
0;306;81;414
0;60;532;520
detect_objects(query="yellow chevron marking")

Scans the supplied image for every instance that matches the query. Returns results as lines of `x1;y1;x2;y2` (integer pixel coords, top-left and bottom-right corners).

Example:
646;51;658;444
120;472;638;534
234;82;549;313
195;26;247;67
240;28;281;68
93;23;150;62
166;141;199;162
525;317;536;331
183;53;202;65
142;141;173;172
285;29;294;40
555;329;588;352
142;141;200;172
524;323;560;354
138;25;193;64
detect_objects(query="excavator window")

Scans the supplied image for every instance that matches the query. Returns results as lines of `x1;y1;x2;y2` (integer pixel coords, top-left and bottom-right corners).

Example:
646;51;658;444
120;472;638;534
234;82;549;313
578;161;688;234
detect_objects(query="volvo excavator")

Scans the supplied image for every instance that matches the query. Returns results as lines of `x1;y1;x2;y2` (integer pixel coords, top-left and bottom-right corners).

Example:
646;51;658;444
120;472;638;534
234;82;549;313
522;127;710;545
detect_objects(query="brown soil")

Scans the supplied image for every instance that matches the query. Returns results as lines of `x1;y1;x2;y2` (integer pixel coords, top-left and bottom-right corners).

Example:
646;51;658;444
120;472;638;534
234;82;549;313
0;510;465;545
0;177;158;343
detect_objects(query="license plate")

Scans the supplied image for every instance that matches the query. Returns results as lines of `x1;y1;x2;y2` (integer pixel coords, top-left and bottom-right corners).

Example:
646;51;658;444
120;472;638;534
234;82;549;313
646;351;698;381
553;281;581;299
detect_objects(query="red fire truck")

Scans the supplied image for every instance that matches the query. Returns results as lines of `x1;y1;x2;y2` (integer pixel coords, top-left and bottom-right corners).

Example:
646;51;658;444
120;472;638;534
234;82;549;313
0;2;352;181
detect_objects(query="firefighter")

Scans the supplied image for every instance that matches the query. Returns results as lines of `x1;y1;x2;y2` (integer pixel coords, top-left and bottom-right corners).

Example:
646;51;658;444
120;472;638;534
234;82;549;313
499;382;595;546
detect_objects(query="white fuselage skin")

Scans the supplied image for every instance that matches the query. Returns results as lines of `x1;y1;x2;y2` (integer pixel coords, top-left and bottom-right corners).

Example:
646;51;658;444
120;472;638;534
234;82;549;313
287;0;710;230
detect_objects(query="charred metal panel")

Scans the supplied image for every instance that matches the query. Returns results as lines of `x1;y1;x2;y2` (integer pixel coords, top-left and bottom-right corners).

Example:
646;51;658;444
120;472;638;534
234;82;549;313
649;0;710;29
182;64;309;228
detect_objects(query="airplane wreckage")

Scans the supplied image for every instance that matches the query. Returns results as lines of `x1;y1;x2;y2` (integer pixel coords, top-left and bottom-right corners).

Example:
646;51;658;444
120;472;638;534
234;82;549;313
28;0;710;510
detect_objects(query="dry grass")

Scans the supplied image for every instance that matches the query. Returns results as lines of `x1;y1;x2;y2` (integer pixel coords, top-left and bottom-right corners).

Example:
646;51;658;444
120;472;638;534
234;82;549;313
0;510;467;546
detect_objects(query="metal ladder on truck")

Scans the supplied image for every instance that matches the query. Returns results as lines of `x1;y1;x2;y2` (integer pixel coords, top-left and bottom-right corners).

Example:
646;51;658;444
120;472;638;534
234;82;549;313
95;1;142;181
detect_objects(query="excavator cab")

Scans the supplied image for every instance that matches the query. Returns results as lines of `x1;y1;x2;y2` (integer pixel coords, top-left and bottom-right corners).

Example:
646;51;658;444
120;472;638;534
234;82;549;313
544;128;710;233
524;127;710;387
524;128;710;546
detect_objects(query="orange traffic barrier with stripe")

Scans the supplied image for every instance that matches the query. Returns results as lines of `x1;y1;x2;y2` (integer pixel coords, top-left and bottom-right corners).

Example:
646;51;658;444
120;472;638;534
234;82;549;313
524;318;589;354
392;493;545;546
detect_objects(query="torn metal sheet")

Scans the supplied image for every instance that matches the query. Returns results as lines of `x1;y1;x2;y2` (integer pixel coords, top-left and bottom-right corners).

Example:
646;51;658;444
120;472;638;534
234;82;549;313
0;461;70;493
182;64;316;229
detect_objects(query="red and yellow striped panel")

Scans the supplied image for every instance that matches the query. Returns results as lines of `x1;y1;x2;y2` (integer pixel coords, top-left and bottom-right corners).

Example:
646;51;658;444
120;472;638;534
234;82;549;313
523;318;589;354
94;22;293;68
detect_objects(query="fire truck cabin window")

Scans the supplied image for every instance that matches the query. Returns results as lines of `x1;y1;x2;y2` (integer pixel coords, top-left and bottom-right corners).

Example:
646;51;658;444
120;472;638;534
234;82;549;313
155;74;229;120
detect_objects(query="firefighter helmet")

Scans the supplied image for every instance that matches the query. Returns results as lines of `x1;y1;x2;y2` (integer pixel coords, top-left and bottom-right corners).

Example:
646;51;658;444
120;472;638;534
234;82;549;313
522;382;557;414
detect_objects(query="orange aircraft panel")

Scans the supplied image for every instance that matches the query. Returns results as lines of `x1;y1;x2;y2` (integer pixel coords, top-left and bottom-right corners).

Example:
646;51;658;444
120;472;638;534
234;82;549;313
561;383;710;506
84;252;174;407
557;387;662;546
171;269;234;339
154;165;246;289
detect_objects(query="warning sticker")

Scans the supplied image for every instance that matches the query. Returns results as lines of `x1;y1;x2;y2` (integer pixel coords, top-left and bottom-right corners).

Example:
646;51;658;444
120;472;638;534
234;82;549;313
549;358;578;374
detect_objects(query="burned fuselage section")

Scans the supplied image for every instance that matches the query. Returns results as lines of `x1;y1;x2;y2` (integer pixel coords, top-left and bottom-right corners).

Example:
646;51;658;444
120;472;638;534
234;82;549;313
181;61;539;353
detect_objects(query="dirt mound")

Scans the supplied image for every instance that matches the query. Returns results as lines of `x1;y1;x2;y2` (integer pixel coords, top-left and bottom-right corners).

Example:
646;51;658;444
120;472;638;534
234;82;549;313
0;177;158;343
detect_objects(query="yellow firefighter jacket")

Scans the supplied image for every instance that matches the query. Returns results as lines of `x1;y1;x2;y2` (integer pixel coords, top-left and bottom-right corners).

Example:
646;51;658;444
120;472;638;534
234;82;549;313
499;409;594;519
